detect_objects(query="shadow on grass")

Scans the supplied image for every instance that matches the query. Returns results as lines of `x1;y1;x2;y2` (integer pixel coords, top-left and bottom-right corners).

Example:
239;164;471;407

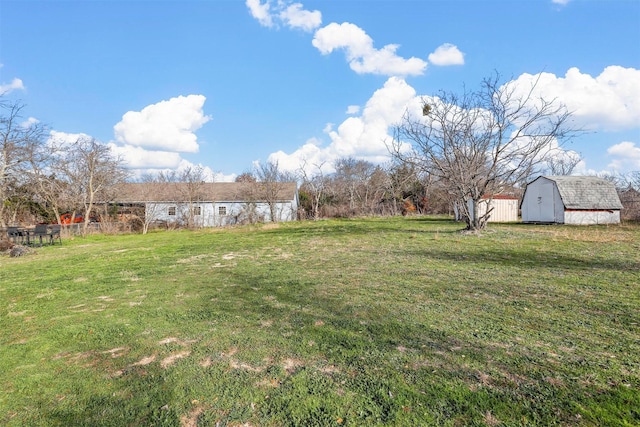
187;269;631;425
400;245;640;272
270;216;464;238
35;370;181;427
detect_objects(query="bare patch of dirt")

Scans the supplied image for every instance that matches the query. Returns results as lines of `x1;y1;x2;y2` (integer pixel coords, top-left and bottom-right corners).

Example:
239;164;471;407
319;365;340;375
282;358;303;374
177;254;214;264
132;354;157;366
158;337;196;346
221;347;238;357
7;311;27;317
160;351;191;369
180;405;206;427
256;378;281;388
544;376;565;387
102;347;128;358
199;357;212;367
52;352;71;360
483;411;501;427
230;359;264;372
211;262;233;268
261;223;280;230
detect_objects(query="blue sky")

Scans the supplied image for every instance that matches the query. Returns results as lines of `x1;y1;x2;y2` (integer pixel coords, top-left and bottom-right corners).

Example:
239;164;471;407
1;0;639;181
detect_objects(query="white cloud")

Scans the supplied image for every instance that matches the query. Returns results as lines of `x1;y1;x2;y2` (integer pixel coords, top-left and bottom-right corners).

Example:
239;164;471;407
312;22;427;76
607;141;640;172
507;66;640;132
280;3;322;32
113;95;210;153
552;0;571;5
246;0;321;32
48;130;92;147
346;105;360;115
269;139;331;175
213;170;237;182
50;95;217;176
21;117;40;128
106;143;183;169
269;77;418;174
0;77;25;94
246;0;273;27
428;43;465;66
247;2;424;76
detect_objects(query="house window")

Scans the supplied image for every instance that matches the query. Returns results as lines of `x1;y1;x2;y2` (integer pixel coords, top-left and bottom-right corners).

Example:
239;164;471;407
168;206;176;216
192;206;202;215
218;206;227;216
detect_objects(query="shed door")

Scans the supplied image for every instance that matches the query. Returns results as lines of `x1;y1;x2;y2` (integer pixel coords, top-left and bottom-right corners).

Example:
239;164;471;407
537;181;556;222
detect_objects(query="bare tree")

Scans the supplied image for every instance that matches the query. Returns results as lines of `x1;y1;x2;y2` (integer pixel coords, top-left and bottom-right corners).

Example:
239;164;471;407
331;158;389;216
28;140;69;225
612;171;640;221
298;161;327;220
0;99;47;226
391;72;576;230
546;150;583;176
254;160;295;222
55;137;129;235
130;174;165;234
176;166;207;228
235;172;257;183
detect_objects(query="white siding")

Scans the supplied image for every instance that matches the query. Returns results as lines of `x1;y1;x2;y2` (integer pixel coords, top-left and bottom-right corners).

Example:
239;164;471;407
522;176;621;224
467;198;519;223
144;201;298;227
564;210;621;225
521;178;564;223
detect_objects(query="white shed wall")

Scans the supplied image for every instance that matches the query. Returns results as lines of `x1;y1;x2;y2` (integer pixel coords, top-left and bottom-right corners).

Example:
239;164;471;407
522;177;621;224
564;210;621;225
467;198;519;223
521;178;564;223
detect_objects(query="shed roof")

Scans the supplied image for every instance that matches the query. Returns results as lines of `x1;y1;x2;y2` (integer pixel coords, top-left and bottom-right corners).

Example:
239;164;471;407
114;182;298;203
536;176;622;210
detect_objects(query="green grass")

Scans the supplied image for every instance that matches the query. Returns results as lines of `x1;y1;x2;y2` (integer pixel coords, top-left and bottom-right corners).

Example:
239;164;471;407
1;217;639;426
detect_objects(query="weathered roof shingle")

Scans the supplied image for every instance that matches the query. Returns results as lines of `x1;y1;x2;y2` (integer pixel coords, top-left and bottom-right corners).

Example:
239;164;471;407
543;176;622;210
114;182;298;203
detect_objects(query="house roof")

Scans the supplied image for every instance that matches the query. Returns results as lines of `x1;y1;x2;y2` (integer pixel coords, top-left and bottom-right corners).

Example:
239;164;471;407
114;182;298;203
535;176;622;210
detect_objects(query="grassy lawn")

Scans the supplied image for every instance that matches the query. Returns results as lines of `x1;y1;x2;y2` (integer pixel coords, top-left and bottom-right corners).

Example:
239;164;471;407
1;217;639;426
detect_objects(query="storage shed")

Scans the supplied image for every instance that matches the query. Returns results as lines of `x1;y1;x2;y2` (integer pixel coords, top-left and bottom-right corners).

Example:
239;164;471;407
466;195;519;223
521;176;622;225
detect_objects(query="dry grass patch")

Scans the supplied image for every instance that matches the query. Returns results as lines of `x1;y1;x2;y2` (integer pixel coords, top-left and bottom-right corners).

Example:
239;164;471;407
160;351;191;369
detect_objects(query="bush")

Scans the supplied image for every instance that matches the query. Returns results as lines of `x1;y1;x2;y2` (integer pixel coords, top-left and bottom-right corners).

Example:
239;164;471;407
0;238;14;252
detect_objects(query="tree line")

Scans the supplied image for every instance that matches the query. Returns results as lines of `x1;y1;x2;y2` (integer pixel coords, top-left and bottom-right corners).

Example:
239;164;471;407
1;99;128;234
3;71;639;233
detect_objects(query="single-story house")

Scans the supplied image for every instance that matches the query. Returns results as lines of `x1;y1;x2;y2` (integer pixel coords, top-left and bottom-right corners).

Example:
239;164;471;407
520;176;622;225
112;181;299;227
466;194;520;223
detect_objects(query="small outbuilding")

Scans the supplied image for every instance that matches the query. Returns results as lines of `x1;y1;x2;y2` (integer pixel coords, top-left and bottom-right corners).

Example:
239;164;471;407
465;195;520;223
521;176;622;225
